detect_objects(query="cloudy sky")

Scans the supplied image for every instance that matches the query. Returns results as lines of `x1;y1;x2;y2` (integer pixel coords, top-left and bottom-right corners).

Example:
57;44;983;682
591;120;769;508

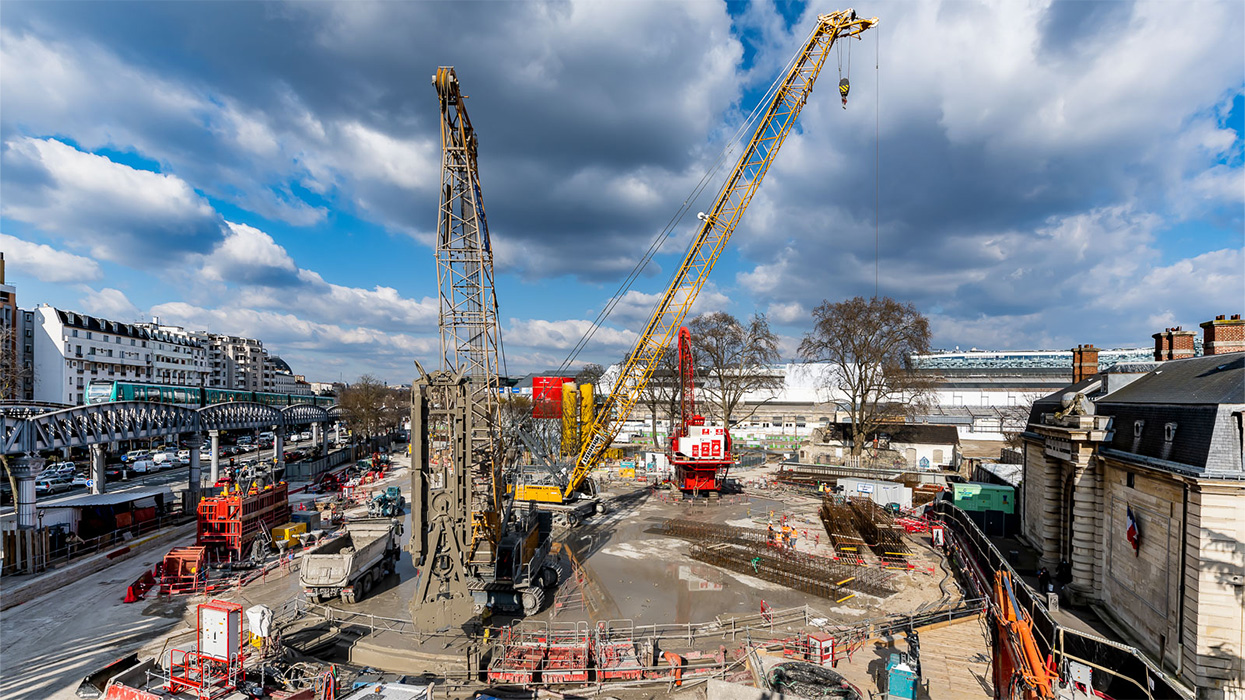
2;1;1241;384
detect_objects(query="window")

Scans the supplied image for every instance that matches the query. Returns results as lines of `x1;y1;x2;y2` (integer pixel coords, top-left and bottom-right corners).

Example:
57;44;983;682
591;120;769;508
1126;472;1135;488
72;329;79;337
86;332;92;339
131;339;136;346
1133;420;1144;438
1164;422;1178;442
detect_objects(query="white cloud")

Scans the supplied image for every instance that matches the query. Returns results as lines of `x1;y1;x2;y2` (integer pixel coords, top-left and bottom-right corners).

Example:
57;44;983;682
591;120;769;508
0;232;102;283
78;287;140;321
766;302;807;326
1;137;222;264
201;221;300;285
505;318;637;353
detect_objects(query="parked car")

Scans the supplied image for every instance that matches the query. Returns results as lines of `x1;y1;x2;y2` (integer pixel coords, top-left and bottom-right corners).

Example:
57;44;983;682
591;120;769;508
151;450;178;469
129;458;156;474
122;449;151;463
35;478;69;496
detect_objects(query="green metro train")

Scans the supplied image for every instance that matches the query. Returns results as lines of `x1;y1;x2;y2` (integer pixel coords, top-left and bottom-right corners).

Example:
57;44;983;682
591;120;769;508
86;380;333;409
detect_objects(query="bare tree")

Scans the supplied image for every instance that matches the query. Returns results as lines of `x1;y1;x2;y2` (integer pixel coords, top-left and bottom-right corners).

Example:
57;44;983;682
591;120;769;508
631;350;679;448
687;312;783;427
338;375;407;441
574;363;605;394
1000;392;1043;450
799;297;934;457
0;323;31;502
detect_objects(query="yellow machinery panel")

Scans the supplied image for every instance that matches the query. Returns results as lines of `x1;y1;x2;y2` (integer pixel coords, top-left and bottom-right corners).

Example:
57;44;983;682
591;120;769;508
561;382;579;457
271;522;307;545
579;384;594;453
619;467;636;479
515;484;564;503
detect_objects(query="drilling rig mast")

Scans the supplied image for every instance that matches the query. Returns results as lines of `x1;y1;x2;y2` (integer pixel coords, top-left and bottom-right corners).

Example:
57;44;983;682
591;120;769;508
410;67;557;629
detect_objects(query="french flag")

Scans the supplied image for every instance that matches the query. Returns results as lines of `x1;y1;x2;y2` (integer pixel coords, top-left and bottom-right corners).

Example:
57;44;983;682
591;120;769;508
1126;506;1140;556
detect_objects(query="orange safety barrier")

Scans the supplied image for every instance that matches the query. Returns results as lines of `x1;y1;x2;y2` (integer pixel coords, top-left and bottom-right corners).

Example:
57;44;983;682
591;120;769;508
123;570;157;603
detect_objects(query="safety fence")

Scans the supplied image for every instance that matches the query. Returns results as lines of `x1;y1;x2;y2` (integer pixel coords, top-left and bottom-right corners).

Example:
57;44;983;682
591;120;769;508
928;501;1194;700
1;510;191;576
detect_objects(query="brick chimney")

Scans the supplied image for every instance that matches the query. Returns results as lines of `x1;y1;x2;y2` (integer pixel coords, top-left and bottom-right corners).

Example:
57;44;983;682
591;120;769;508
1152;327;1196;361
1071;344;1100;383
1200;314;1245;356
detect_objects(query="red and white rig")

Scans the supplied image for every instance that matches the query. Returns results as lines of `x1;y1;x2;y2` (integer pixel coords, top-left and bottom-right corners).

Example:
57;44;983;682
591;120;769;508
668;326;733;493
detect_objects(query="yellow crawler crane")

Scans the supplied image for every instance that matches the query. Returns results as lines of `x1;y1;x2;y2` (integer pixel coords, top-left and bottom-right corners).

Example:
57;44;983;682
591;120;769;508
553;9;878;505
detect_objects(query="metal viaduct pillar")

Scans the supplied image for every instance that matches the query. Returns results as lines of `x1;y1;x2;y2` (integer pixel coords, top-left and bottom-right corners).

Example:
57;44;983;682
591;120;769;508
208;430;221;485
186;434;203;506
90;444;106;495
11;455;44;530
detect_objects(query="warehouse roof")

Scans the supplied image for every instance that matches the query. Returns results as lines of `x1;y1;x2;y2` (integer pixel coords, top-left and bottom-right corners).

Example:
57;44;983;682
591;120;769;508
37;487;175;510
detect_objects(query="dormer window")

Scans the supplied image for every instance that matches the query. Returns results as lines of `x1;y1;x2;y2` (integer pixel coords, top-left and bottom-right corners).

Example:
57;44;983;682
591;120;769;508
1164;422;1178;442
1133;420;1144;438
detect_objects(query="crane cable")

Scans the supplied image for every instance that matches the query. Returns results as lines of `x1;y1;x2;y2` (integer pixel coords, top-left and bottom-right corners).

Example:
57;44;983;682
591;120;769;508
556;23;813;374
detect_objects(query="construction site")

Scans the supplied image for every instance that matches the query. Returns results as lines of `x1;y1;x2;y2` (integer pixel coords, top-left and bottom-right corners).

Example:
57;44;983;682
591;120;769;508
0;8;1207;700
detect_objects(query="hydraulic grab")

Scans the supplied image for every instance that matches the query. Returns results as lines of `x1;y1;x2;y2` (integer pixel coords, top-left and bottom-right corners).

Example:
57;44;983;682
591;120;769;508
669;326;732;492
560;9;878;502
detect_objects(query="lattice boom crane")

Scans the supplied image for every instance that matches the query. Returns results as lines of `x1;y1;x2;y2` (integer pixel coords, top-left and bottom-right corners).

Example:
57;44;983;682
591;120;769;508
563;9;878;500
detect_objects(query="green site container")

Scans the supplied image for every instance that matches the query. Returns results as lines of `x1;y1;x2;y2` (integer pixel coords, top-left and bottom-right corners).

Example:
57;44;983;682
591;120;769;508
952;482;1015;514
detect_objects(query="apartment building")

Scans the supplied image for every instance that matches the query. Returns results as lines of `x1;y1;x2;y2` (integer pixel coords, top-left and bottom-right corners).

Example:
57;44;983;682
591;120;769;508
29;306;185;405
201;334;268;391
0;253;18;400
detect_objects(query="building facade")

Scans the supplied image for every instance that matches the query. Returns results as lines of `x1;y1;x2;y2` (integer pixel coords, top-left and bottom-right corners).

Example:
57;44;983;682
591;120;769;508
264;356;312;395
203;334;268;391
0;253;18;400
31;307;159;404
1020;339;1244;698
133;323;208;387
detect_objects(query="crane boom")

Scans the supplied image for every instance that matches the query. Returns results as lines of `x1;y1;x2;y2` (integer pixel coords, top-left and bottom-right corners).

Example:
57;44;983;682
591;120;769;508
565;9;878;499
434;66;504;541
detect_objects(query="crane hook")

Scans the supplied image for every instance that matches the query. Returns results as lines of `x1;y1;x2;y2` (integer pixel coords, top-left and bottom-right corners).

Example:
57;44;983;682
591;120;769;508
839;78;850;109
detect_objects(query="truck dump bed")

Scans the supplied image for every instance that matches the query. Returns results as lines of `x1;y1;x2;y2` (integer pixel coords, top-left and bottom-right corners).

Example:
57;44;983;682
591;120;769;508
299;519;395;589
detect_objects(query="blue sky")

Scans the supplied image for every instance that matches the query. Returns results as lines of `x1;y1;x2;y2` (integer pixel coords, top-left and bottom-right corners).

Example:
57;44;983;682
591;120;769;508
1;1;1242;384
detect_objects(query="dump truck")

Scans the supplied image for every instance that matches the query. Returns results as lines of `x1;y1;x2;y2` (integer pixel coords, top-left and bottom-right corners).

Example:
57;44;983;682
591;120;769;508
300;518;402;604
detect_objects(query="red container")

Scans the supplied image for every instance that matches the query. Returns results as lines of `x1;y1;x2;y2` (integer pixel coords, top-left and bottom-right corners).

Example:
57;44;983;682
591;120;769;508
532;377;573;419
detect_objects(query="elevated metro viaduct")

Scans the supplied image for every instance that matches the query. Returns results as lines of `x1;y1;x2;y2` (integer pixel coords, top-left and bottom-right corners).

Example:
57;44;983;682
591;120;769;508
0;400;343;530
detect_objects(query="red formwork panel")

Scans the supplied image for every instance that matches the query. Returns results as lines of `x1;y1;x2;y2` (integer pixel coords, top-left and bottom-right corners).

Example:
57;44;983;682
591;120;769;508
543;629;590;684
160;546;208;595
596;640;643;680
197;482;290;561
532;376;573;419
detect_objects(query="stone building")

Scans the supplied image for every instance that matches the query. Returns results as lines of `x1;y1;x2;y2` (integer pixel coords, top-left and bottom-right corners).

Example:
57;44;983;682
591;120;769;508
1020;326;1244;698
29;306;208;405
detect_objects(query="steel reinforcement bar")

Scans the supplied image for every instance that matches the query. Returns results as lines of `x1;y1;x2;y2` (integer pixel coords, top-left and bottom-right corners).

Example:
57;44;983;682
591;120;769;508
688;540;895;599
659;518;768;545
847;498;911;565
818;500;868;564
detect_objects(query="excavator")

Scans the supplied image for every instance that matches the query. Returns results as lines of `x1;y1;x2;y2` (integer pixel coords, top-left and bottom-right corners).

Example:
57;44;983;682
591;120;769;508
515;8;879;509
993;570;1058;699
